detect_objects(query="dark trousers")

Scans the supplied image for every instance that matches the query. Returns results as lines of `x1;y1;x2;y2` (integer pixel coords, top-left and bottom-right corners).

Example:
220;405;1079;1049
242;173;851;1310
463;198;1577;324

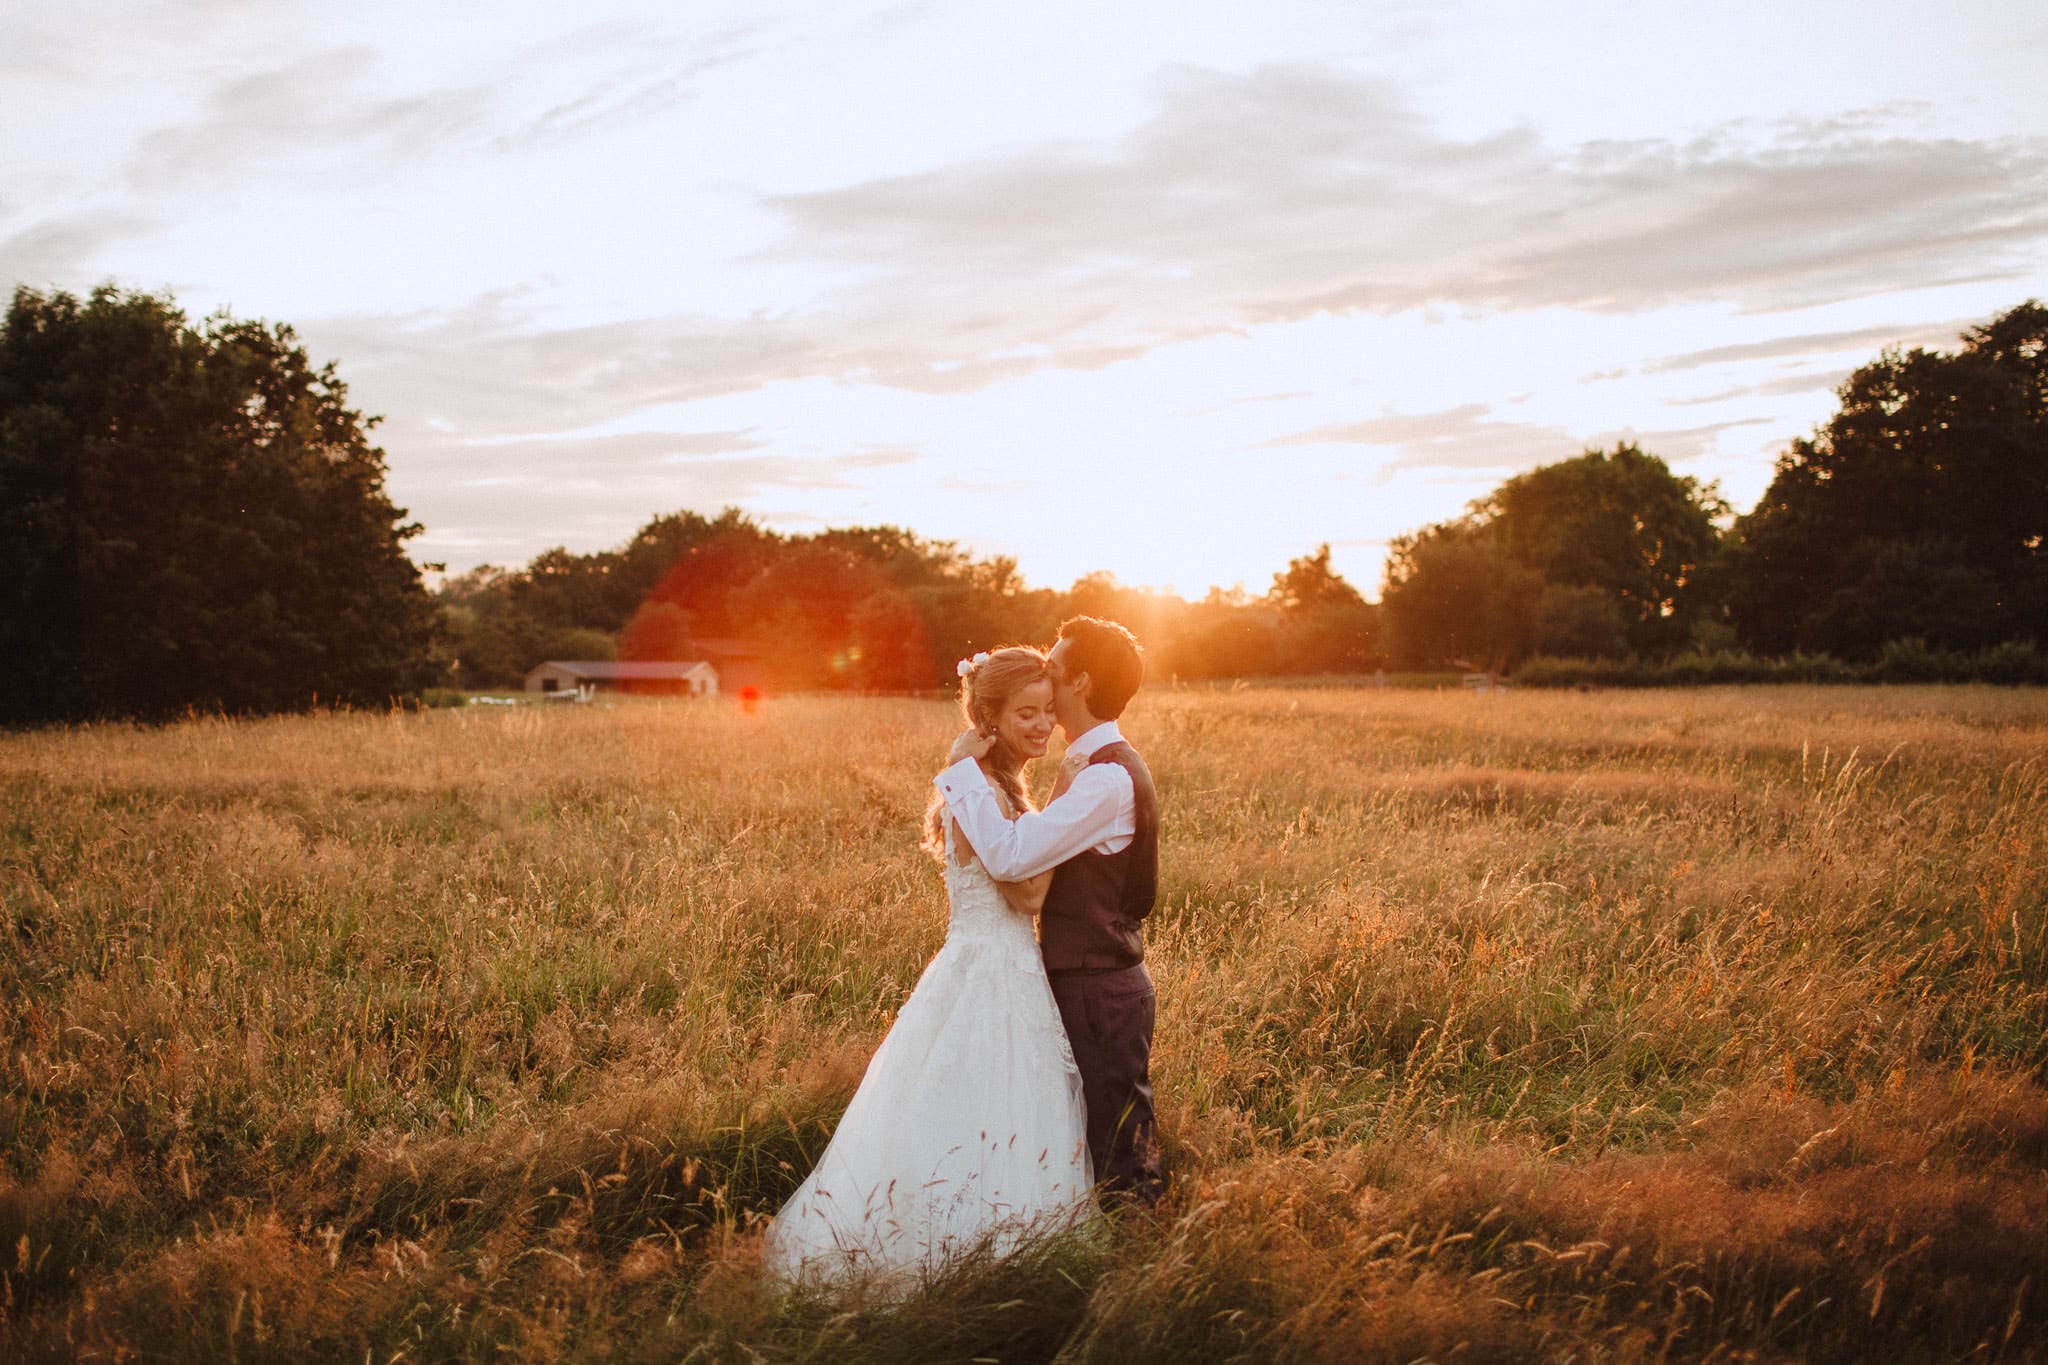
1048;962;1166;1206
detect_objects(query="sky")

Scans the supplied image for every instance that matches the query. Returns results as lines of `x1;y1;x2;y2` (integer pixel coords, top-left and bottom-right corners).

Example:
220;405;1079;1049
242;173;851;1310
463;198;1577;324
6;1;2046;599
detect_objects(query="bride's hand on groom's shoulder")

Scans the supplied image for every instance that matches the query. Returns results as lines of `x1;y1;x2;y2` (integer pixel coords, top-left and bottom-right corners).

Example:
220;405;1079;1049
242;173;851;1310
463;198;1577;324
946;729;996;764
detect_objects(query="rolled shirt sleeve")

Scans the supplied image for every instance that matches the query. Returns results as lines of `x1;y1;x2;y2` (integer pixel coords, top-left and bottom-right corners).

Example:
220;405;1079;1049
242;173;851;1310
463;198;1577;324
934;757;1135;881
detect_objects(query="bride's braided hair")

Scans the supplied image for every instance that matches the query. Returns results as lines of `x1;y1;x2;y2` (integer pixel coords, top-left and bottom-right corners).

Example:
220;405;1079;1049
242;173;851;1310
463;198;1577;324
922;645;1048;862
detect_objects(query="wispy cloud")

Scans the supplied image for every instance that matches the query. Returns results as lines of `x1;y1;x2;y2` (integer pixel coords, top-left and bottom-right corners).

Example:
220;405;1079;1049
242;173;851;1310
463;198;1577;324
313;303;832;439
0;210;160;288
126;47;501;192
1585;417;1775;464
491;23;763;151
448;448;913;499
1263;404;1776;475
1665;367;1858;406
381;412;920;568
1642;317;1981;373
1751;368;1854;398
1262;403;1577;470
457;426;757;451
429;425;916;499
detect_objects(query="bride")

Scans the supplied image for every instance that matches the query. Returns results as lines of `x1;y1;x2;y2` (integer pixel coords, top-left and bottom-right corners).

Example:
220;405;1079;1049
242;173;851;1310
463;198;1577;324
762;646;1093;1286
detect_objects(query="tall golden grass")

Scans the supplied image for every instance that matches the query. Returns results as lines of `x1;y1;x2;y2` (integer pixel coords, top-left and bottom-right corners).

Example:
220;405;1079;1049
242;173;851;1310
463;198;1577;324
3;685;2045;1361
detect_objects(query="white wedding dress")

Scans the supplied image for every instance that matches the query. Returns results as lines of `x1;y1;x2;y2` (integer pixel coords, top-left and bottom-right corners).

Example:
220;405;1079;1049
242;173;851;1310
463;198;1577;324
763;820;1093;1287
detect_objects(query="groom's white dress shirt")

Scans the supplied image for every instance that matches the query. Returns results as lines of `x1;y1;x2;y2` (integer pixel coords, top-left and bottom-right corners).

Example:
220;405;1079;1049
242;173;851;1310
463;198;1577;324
935;720;1137;882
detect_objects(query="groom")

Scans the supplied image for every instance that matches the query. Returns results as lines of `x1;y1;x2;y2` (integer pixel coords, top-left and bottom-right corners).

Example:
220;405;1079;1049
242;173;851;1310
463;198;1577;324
937;616;1166;1207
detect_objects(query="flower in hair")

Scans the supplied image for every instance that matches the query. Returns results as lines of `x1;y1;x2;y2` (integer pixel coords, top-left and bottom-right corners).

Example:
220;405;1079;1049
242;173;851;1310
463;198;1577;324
955;651;992;678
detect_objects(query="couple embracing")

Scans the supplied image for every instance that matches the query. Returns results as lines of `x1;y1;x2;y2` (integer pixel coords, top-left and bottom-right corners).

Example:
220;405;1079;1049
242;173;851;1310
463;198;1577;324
765;616;1167;1286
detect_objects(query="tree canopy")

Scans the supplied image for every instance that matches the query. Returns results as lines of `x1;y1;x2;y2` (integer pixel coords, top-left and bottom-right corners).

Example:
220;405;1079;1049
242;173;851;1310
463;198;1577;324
1728;300;2047;658
1481;443;1728;655
1379;522;1541;671
1380;444;1725;670
0;285;436;722
1264;544;1378;673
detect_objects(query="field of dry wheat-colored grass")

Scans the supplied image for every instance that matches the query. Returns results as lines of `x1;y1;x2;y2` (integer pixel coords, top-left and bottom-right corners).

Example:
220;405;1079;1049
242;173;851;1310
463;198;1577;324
4;684;2046;1362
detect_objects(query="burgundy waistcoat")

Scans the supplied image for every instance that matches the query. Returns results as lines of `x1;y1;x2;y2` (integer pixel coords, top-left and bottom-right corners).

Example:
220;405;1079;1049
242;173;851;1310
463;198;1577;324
1040;741;1160;971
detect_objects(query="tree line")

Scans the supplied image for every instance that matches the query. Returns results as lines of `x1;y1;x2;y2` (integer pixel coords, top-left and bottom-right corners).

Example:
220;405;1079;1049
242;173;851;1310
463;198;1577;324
2;285;2042;722
439;511;1376;692
439;299;2048;689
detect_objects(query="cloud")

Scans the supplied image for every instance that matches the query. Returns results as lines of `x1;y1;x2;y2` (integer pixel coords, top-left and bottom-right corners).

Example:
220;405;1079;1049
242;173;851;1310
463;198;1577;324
758;66;2048;382
376;407;914;498
0;210;159;287
1642;317;1982;373
294;293;919;574
1263;404;1778;476
310;299;836;440
0;15;69;80
1262;403;1578;470
456;427;765;459
1665;386;1753;407
126;47;500;192
1752;368;1853;398
490;23;763;151
1475;136;2048;314
381;407;922;567
291;67;2048;431
85;16;772;198
312;284;1190;448
1585;417;1775;463
1665;367;1856;406
448;448;913;500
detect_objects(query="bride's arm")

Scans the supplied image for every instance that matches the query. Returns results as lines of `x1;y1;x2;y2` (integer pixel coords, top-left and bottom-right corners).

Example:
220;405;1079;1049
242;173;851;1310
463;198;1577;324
961;794;1055;918
996;868;1053;918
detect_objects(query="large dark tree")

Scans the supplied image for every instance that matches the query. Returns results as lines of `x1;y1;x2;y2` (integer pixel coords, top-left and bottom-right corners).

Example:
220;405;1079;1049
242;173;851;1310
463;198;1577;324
1479;442;1728;655
1379;521;1543;671
0;285;435;722
1728;302;2048;658
1379;444;1723;669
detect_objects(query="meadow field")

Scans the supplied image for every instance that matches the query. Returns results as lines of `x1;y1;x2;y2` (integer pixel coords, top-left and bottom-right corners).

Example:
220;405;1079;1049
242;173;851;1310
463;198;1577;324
3;685;2046;1362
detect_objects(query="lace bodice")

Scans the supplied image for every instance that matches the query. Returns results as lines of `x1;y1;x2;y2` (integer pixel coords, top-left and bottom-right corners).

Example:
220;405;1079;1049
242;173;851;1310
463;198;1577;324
942;821;1040;950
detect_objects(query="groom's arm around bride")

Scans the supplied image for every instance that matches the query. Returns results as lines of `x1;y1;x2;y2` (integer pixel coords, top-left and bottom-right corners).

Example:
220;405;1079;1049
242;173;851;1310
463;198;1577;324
935;616;1167;1208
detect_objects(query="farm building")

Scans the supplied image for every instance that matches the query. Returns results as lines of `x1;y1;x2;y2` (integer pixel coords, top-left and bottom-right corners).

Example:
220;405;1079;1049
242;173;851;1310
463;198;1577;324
524;660;718;698
684;638;768;695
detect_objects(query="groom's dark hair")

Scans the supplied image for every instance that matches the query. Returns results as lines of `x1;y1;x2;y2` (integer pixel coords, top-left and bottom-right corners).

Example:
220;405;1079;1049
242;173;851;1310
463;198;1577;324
1058;616;1144;719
